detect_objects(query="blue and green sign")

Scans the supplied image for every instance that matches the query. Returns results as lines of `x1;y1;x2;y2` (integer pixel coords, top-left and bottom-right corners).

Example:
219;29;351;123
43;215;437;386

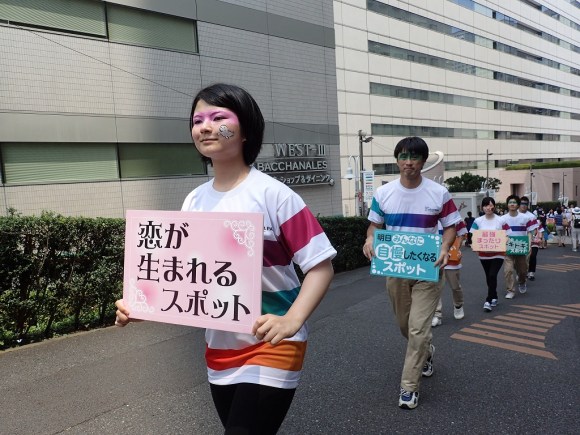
371;230;441;282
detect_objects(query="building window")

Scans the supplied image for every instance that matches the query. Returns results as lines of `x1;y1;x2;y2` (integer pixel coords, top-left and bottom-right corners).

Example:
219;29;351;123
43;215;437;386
373;163;398;175
118;143;205;178
369;41;578;98
367;0;576;76
106;4;197;53
0;0;107;37
0;142;206;184
0;0;198;54
1;143;117;184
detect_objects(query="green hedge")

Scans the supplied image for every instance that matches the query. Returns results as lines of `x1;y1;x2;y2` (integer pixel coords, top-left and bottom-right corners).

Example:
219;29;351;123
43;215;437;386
0;213;370;349
0;212;125;349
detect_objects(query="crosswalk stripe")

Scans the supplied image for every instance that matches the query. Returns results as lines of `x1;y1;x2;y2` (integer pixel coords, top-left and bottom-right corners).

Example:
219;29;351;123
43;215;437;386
504;312;561;324
451;304;576;360
493;314;558;328
459;328;546;348
518;309;566;320
537;305;580;316
451;333;557;360
481;318;549;333
530;306;580;317
470;323;545;340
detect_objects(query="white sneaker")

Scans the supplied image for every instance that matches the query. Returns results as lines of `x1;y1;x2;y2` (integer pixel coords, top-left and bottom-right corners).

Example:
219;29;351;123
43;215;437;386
431;317;442;327
399;388;419;409
518;283;527;294
505;291;516;299
483;302;492;312
453;305;464;319
491;299;498;307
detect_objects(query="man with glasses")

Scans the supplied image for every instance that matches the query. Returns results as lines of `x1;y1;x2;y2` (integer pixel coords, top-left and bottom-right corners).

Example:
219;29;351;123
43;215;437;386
363;137;461;410
501;195;539;298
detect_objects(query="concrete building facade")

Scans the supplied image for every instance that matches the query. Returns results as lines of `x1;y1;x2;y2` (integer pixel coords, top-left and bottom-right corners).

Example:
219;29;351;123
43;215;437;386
0;0;341;217
334;0;580;215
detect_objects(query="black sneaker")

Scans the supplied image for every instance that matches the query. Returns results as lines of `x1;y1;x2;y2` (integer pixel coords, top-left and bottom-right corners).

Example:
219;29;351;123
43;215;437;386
421;344;435;377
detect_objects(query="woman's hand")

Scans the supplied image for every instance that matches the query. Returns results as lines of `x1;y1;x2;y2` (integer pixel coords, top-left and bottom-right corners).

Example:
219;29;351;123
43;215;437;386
252;259;334;345
252;313;303;345
114;299;131;327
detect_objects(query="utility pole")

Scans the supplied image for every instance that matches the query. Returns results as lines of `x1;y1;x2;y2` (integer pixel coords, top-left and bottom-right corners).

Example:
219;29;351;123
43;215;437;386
358;130;373;216
486;149;493;196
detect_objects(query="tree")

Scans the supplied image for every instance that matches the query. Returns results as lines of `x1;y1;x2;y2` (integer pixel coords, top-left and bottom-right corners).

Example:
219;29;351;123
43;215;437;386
444;172;501;193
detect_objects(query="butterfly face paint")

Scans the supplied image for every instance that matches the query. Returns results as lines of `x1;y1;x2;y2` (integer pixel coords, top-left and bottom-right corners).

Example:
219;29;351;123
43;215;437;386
218;125;234;139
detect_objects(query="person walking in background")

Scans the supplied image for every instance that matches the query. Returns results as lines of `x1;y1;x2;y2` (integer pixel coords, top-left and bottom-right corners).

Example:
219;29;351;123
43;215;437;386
501;195;538;299
470;197;505;312
535;207;547;248
363;136;461;410
115;83;336;434
464;211;475;247
553;206;566;247
518;196;539;279
432;221;467;327
528;221;544;280
571;206;580;252
563;206;572;238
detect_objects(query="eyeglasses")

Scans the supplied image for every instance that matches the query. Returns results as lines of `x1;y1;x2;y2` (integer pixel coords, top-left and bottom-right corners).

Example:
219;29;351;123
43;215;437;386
508;201;518;205
397;153;422;161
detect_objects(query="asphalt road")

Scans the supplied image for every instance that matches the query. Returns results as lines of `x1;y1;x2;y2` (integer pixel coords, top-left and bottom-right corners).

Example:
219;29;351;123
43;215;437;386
1;243;579;434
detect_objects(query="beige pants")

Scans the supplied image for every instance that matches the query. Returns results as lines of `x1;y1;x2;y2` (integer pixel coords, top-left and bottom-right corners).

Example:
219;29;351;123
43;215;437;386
571;228;580;251
504;255;528;292
387;274;443;392
434;269;464;318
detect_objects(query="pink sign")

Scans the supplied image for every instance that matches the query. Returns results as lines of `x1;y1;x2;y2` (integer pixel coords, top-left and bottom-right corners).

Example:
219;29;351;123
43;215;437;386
471;229;507;252
123;210;263;334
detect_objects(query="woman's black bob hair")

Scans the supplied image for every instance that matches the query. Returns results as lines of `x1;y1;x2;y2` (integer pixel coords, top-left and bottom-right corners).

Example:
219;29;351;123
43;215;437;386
481;196;496;207
393;136;430;161
190;83;264;166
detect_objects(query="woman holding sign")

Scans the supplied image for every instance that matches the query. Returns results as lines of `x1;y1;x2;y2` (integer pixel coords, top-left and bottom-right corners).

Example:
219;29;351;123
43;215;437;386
469;197;505;312
116;83;336;434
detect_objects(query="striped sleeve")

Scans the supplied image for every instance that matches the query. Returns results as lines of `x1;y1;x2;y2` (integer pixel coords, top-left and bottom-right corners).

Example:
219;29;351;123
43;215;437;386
455;220;468;236
277;195;336;274
368;196;385;224
439;195;461;228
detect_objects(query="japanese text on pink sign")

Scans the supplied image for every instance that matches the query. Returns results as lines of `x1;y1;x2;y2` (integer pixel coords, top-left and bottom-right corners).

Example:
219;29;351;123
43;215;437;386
123;210;264;334
471;230;507;252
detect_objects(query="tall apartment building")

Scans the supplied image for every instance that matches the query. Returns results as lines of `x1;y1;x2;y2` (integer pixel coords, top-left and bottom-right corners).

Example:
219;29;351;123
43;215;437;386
0;0;341;217
335;0;580;214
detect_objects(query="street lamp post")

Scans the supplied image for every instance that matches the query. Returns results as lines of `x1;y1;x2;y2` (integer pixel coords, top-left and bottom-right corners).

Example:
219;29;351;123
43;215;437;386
562;172;567;204
529;163;535;203
485;149;493;196
358;130;373;216
345;155;361;216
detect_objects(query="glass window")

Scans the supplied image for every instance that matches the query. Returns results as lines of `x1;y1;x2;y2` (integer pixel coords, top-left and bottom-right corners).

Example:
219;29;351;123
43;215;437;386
373;163;398;175
107;4;197;53
1;143;117;184
0;0;106;36
118;143;205;178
